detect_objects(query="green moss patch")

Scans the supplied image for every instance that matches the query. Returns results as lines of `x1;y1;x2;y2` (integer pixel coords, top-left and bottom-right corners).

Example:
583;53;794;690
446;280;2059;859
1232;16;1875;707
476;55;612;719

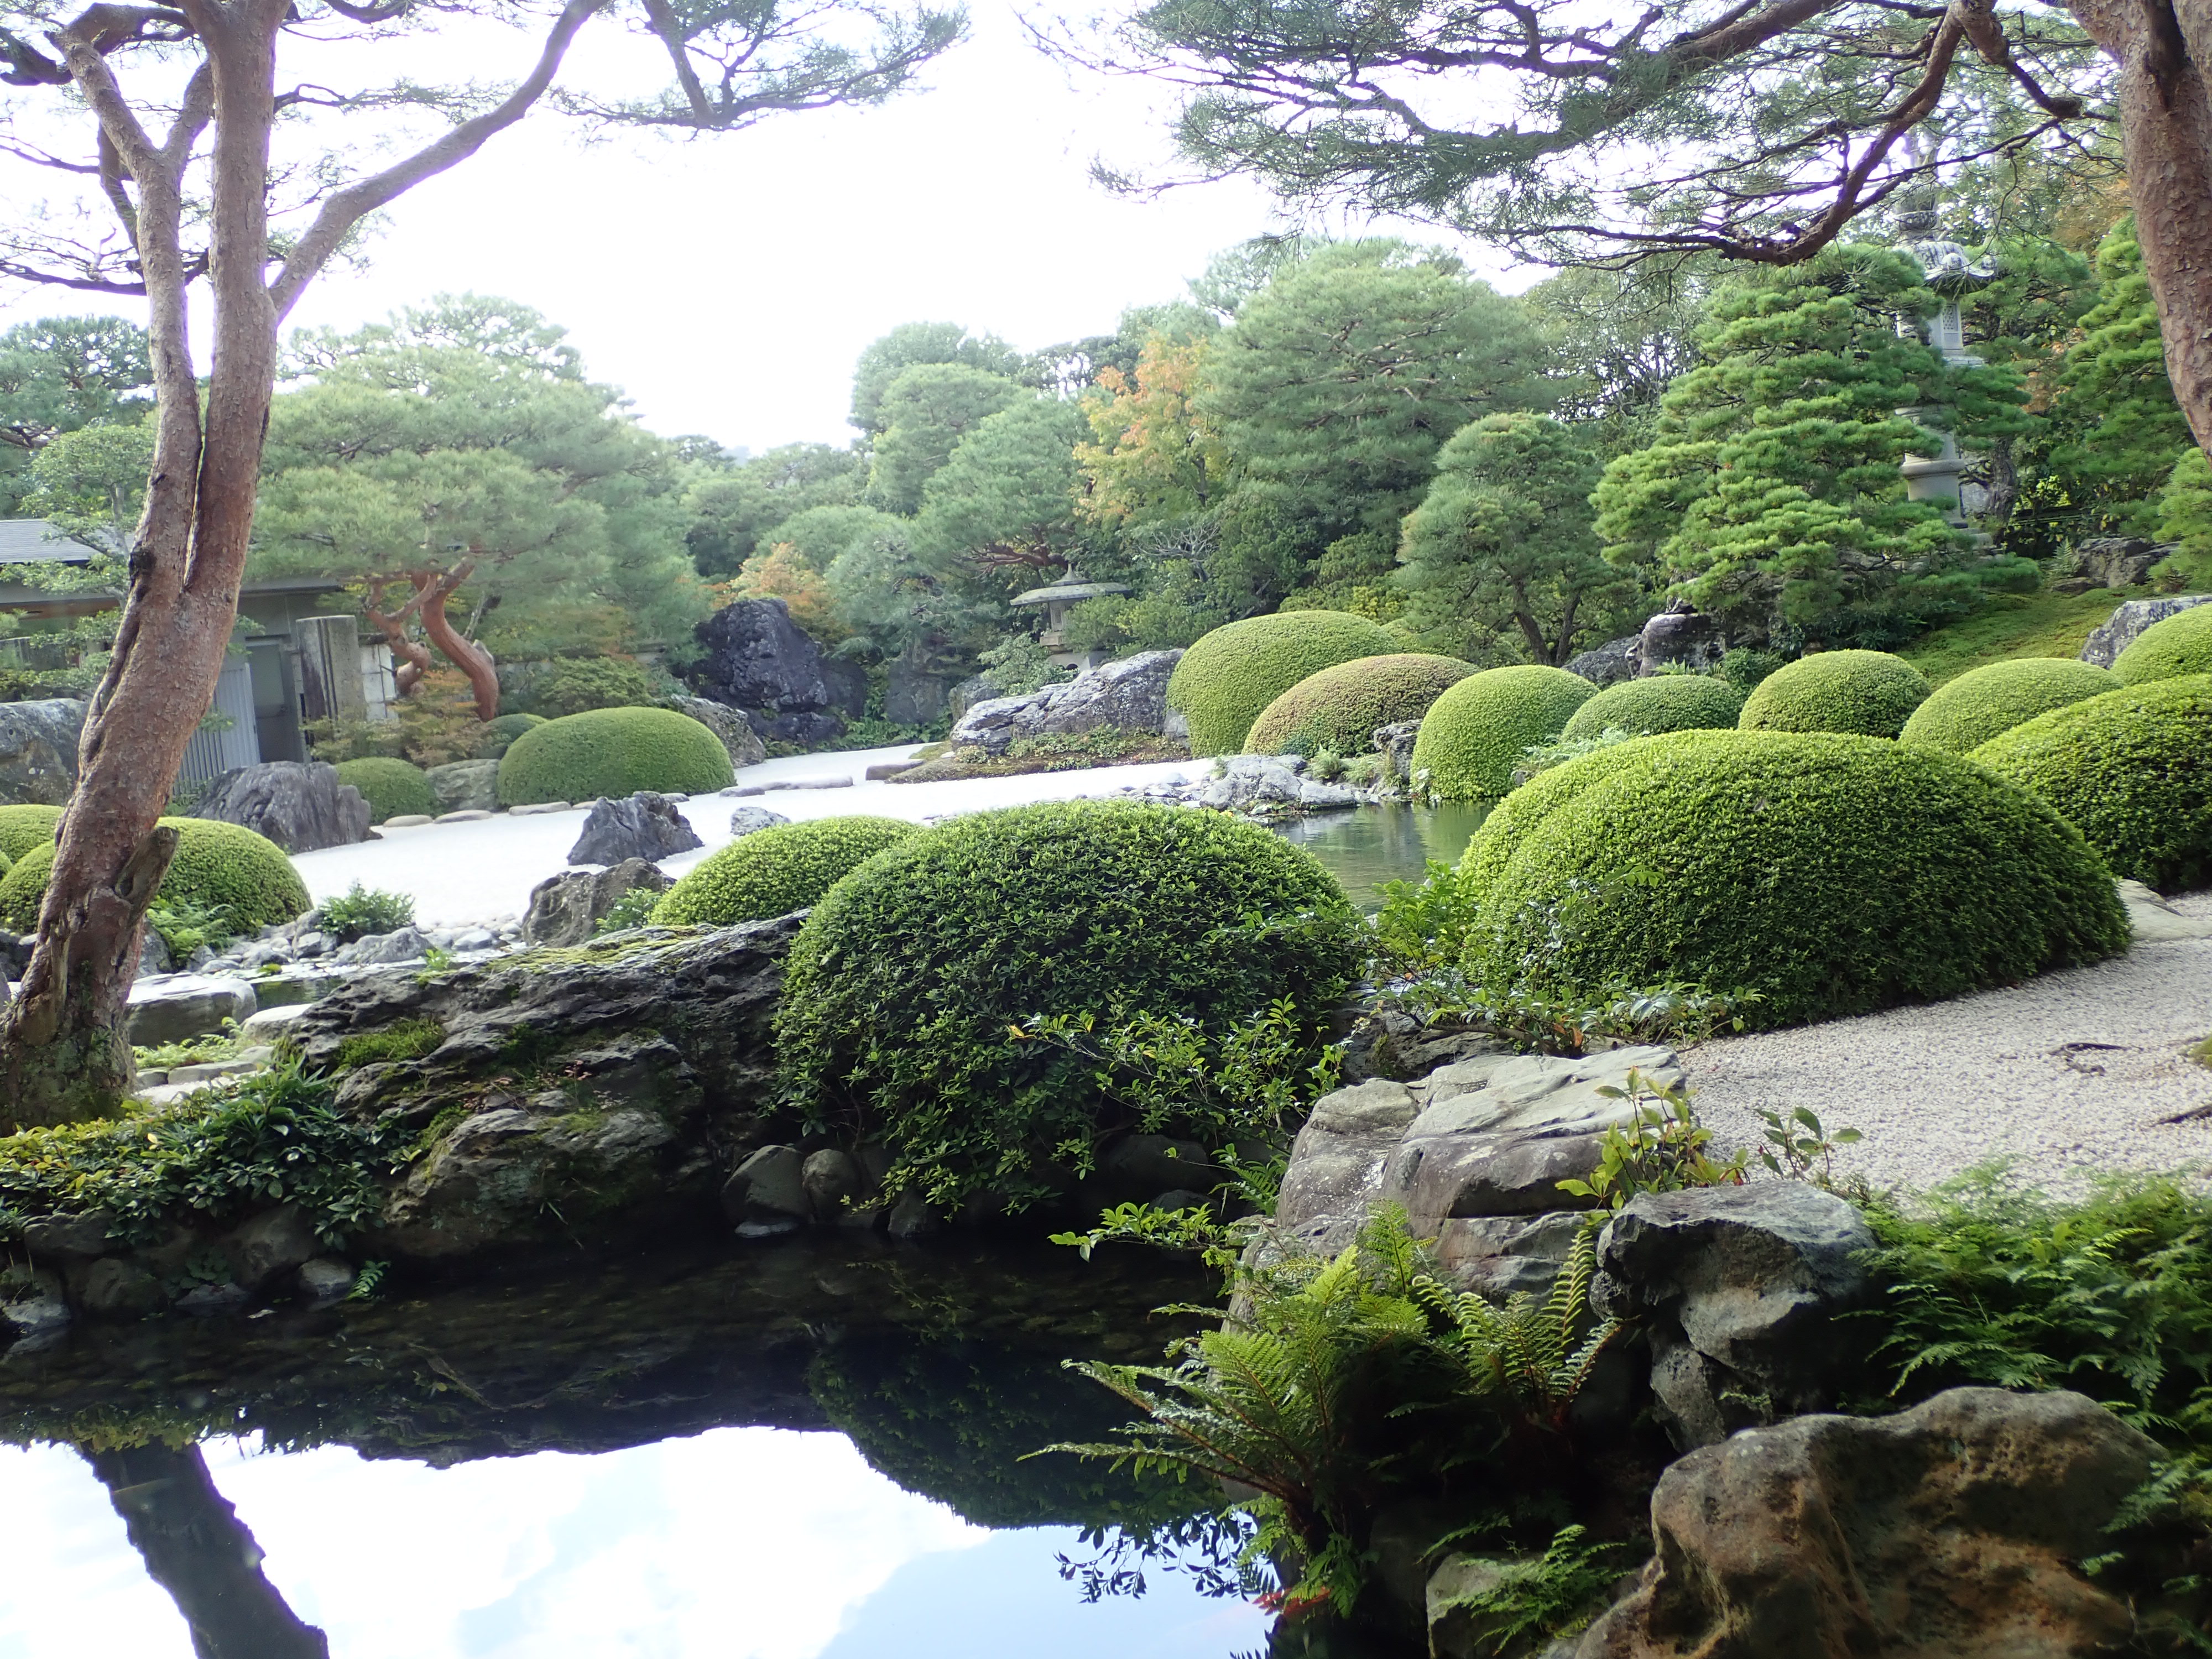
0;805;63;864
2114;602;2212;685
331;1018;446;1073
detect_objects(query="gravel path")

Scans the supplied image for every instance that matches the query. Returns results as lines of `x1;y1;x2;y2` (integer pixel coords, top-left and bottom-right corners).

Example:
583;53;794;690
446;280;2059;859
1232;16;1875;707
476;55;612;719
1682;896;2212;1193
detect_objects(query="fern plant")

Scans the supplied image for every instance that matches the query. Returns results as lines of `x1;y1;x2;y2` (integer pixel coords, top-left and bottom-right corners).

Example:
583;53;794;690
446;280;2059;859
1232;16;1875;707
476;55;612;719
1417;1227;1619;1439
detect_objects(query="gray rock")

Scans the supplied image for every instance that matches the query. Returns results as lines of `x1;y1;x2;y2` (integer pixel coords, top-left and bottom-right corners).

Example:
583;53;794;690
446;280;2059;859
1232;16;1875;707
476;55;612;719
722;1145;808;1227
947;649;1185;755
126;974;257;1047
1190;754;1360;818
227;1204;320;1292
1565;634;1641;688
685;597;865;747
802;1149;863;1221
1098;1134;1213;1199
667;695;770;769
424;759;502;815
0;697;85;807
2119;877;2212;941
886;1187;940;1240
727;806;791;838
187;760;372;853
1277;1078;1423;1234
436;808;494;823
80;1257;164;1318
1373;719;1421;780
1637;603;1726;676
2080;593;2212;668
239;1003;312;1045
2074;535;2174;590
566;792;702;866
521;857;672;947
297;1258;356;1302
341;926;429;966
886;660;952;726
137;926;173;979
946;674;995;722
20;1212;117;1261
175;1281;250;1316
1433;1212;1592;1301
384;814;434;828
453;927;498;952
1;1271;71;1339
507;801;572;816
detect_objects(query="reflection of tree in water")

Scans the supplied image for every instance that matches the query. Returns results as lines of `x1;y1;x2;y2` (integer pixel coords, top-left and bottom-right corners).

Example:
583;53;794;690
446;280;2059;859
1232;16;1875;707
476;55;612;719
84;1442;327;1659
1273;804;1495;908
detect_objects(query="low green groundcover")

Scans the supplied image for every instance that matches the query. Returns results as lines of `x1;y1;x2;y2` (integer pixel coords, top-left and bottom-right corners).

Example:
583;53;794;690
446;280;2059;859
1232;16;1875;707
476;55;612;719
0;804;63;864
1738;649;1932;737
1166;611;1396;756
0;816;310;931
2112;602;2212;685
497;706;735;806
1245;653;1475;757
335;757;439;825
1468;729;2127;1027
652;816;917;925
1969;674;2212;892
1560;675;1744;742
1410;665;1597;801
1899;658;2121;753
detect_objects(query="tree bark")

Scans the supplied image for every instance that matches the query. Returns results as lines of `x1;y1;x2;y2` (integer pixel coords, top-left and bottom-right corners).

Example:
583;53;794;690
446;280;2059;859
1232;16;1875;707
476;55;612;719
415;564;499;719
362;577;431;696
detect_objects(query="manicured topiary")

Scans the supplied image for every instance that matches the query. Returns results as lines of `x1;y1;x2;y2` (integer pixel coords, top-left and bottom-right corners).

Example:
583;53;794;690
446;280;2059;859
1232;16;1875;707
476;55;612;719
1166;611;1397;756
1469;730;2127;1028
1410;665;1598;801
0;817;310;931
1899;658;2122;753
496;706;735;807
1969;675;2212;891
777;799;1361;1209
473;712;546;760
1560;674;1744;743
1245;653;1475;757
2112;602;2212;685
652;816;917;926
0;804;63;864
1736;649;1931;737
335;757;438;825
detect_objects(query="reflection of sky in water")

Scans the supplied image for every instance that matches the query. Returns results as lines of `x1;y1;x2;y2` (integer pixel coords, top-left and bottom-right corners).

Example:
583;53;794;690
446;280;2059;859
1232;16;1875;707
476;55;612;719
0;1430;1267;1658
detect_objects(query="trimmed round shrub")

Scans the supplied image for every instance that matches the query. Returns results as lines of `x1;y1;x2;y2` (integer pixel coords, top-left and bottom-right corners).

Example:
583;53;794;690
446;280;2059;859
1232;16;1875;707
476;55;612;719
0;804;64;864
0;817;310;931
777;800;1361;1208
653;816;919;926
1166;611;1396;756
473;712;547;760
335;757;438;825
1410;665;1598;801
1736;649;1932;737
1245;653;1475;757
1899;658;2122;753
2113;602;2212;685
497;706;735;807
1560;674;1745;743
1470;730;2128;1028
1969;675;2212;891
517;655;661;719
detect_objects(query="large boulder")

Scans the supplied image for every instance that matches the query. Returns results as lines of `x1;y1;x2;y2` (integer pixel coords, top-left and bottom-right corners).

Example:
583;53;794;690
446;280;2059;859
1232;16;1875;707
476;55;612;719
126;974;257;1047
667;696;768;769
522;857;672;947
685;598;865;747
187;760;372;853
1566;635;1641;687
1637;604;1727;676
0;698;85;807
565;792;702;866
424;758;501;815
1574;1388;2157;1659
2074;535;2175;591
2080;593;2212;669
947;650;1185;755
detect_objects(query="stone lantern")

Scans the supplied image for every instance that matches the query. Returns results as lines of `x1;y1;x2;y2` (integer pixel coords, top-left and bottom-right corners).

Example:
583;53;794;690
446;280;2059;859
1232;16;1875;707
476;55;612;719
1009;570;1131;671
1900;237;1997;525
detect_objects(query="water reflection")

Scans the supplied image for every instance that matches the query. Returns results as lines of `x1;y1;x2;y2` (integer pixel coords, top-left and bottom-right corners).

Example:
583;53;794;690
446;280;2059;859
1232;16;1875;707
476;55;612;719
1272;804;1495;909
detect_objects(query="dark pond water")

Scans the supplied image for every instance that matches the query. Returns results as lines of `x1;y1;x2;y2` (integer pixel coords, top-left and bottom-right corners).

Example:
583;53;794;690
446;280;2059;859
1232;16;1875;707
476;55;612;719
1272;802;1495;909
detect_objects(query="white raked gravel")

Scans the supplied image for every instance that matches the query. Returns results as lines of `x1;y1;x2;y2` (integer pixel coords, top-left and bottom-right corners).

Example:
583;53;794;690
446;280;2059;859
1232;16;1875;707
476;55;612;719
1682;895;2212;1193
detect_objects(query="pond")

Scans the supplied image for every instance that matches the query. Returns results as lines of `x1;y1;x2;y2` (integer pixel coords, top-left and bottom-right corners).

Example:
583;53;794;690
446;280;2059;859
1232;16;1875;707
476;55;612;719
1272;802;1495;909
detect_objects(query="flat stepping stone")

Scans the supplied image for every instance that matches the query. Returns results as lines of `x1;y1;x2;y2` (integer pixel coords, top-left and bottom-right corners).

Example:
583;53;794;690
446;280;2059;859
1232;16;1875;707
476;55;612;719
864;762;919;780
508;801;572;816
435;809;494;823
384;814;434;827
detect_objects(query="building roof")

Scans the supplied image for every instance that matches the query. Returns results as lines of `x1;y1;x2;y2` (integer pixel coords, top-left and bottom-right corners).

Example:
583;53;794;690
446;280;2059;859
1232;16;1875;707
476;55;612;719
0;519;98;565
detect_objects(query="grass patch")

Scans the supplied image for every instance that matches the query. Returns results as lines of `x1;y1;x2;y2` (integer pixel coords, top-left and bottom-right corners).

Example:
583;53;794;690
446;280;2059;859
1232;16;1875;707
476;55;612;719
331;1017;445;1071
134;1021;246;1072
2193;1034;2211;1070
1900;587;2153;685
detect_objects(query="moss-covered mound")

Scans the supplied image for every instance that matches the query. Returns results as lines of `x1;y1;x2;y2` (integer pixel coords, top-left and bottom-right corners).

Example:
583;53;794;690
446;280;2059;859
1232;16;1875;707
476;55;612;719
0;804;64;864
1245;653;1475;757
1899;658;2123;753
1166;611;1396;756
497;706;735;807
1969;675;2212;891
1560;675;1744;742
1468;731;2127;1027
335;757;438;825
473;711;547;760
0;817;310;931
1410;665;1597;801
652;816;917;926
777;799;1360;1208
1737;649;1932;737
2113;602;2212;685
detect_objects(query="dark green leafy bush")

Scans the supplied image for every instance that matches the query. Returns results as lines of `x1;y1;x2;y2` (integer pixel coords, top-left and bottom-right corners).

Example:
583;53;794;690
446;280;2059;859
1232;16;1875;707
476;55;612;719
334;757;437;824
0;816;310;932
776;800;1360;1209
319;881;417;942
1898;658;2122;753
473;711;546;759
1969;674;2212;891
1411;665;1597;801
0;804;63;864
1736;649;1932;737
1469;730;2128;1028
1244;653;1475;757
1559;674;1743;742
2113;601;2212;685
651;816;917;925
1166;611;1396;755
515;656;661;719
496;706;735;806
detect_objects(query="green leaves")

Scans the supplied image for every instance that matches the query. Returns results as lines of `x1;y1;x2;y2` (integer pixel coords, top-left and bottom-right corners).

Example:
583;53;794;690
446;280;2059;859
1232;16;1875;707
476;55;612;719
1556;1070;1748;1209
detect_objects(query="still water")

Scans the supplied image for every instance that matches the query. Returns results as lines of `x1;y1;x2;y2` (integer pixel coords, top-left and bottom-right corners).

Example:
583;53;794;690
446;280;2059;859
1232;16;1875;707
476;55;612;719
1273;801;1495;909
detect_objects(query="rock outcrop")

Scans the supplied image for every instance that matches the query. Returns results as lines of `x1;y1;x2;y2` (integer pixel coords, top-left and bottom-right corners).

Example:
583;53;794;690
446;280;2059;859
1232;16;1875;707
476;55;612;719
1373;719;1421;779
685;597;865;747
1157;753;1363;820
187;760;372;853
1566;635;1641;687
947;650;1185;755
1637;604;1727;676
522;857;672;946
126;974;258;1047
565;791;701;865
2073;535;2176;591
424;758;501;815
668;695;769;769
2081;594;2212;669
0;697;85;806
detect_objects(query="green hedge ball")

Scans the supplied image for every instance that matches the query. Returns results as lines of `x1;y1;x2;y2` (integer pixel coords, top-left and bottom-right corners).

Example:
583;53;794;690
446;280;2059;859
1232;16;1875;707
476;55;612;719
335;757;439;825
496;706;735;807
2112;602;2212;685
1899;658;2122;753
0;804;64;864
1559;674;1745;743
1471;729;2128;1029
1738;650;1932;738
1166;611;1397;757
474;711;547;761
1244;653;1475;757
1969;674;2212;892
652;816;919;926
1410;665;1598;801
0;817;310;932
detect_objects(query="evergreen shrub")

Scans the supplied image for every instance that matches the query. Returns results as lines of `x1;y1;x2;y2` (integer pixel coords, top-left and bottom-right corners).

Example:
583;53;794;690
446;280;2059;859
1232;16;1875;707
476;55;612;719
1166;611;1396;755
473;712;546;760
2112;602;2212;685
334;757;438;825
1736;649;1932;737
1410;665;1597;800
1898;658;2122;753
0;817;310;931
1470;730;2127;1027
1244;653;1475;757
652;816;917;926
0;804;63;864
776;800;1360;1208
496;706;735;806
1969;675;2212;891
1559;675;1744;742
516;656;660;719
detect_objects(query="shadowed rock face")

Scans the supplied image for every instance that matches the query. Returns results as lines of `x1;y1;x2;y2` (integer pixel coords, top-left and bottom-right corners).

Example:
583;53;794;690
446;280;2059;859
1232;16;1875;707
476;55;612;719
685;597;865;746
189;761;372;853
